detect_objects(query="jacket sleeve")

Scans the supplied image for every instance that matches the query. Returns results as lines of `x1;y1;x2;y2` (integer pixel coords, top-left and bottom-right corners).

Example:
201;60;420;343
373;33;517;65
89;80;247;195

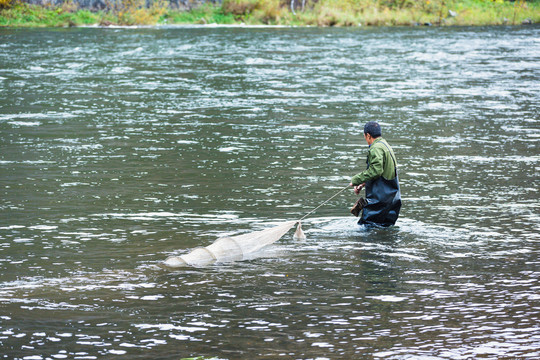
351;146;385;185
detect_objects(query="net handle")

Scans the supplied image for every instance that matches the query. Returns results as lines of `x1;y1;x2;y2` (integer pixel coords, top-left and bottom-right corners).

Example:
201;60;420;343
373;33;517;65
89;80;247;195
299;184;350;221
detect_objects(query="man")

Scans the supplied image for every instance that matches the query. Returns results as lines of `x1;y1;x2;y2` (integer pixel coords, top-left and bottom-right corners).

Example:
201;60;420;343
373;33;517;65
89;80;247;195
349;121;401;227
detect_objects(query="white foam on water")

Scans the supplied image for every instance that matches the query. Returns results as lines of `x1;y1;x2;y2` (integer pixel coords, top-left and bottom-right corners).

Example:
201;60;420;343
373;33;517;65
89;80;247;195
367;295;408;302
134;323;208;332
89;211;248;225
28;225;58;231
8;121;41;127
121;47;143;56
110;66;133;74
108;350;126;355
0;225;26;230
0;112;75;122
60;182;90;188
13;238;33;243
312;342;334;348
218;146;241;152
139;295;164;301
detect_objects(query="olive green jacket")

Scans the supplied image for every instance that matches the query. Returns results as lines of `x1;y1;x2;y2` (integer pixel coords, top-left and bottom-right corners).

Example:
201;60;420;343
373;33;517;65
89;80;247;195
351;137;397;186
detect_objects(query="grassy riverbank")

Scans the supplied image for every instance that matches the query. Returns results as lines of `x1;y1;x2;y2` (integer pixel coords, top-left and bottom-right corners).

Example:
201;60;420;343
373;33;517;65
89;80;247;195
0;0;538;27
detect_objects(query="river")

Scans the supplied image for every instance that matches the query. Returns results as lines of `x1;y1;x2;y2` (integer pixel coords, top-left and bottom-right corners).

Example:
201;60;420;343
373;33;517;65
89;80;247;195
0;25;539;359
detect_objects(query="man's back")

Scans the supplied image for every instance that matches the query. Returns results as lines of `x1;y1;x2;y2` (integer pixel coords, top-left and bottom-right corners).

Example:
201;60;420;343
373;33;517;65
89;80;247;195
369;137;397;181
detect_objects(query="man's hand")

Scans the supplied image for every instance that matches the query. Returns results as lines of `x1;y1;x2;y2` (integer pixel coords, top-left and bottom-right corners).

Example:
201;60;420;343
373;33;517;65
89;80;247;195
350;182;365;195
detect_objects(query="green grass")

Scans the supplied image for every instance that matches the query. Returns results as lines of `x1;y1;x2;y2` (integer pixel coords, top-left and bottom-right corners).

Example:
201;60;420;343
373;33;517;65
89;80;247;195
0;2;103;27
165;4;236;24
0;0;538;27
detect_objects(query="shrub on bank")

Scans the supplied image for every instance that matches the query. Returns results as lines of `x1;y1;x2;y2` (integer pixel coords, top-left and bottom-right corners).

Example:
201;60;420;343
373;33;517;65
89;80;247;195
0;0;538;27
221;0;287;24
0;2;88;26
166;4;236;24
0;0;12;9
218;0;539;27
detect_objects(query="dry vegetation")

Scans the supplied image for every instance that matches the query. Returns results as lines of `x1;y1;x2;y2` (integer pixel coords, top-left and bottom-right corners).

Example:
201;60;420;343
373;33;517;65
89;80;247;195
0;0;538;27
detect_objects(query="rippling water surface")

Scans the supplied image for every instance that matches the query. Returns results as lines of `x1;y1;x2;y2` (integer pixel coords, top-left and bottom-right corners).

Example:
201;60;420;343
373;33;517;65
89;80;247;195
1;26;539;359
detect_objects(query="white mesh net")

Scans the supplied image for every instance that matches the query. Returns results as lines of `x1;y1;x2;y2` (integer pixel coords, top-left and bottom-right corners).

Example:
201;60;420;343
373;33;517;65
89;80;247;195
164;220;298;267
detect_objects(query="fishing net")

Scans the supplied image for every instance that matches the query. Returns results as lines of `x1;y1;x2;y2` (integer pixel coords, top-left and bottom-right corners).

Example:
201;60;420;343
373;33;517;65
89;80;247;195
164;220;299;267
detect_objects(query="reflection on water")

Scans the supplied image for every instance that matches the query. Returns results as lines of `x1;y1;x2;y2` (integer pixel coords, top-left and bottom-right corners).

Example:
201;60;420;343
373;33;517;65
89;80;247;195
0;26;539;359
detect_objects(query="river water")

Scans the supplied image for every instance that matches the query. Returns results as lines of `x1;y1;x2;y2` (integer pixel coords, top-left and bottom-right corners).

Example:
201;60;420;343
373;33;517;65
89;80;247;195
0;25;539;359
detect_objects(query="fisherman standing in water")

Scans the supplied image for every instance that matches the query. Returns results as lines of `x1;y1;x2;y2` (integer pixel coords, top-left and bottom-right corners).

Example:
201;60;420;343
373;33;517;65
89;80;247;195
350;121;401;227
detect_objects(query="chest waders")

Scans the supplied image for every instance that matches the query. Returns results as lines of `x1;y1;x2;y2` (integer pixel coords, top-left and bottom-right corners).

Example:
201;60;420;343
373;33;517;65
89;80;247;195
360;141;402;227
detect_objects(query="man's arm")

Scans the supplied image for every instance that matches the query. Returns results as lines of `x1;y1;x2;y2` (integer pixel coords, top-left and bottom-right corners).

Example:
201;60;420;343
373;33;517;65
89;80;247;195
350;146;385;186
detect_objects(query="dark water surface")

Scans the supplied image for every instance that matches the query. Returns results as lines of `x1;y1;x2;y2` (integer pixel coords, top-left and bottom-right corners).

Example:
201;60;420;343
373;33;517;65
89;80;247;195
0;25;539;359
